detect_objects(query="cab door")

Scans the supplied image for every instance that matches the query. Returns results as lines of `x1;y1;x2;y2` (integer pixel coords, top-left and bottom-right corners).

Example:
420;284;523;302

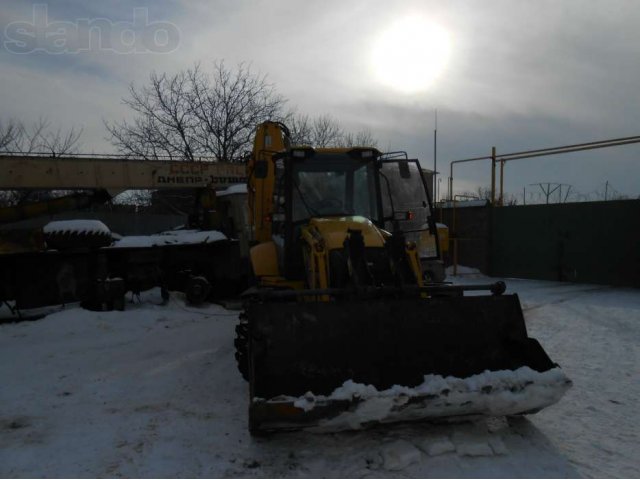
379;159;440;261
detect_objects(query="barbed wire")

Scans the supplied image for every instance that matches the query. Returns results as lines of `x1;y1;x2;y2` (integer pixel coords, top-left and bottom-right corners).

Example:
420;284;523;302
0;151;247;162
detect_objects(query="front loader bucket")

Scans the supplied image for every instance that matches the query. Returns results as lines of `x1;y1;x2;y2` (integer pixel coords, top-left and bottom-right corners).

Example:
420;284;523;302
245;291;572;433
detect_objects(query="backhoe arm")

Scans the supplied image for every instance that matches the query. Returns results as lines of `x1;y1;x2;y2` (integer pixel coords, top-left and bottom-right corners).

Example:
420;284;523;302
247;122;290;243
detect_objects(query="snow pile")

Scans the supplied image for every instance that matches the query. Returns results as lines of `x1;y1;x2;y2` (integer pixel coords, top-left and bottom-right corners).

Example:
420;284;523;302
216;183;247;197
43;219;111;236
446;264;484;277
419;436;455;456
283;366;572;431
454;437;494;456
381;440;422;470
487;435;509;455
111;229;227;248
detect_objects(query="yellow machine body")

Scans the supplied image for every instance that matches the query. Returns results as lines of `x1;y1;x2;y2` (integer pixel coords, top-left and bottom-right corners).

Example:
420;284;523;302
235;122;571;434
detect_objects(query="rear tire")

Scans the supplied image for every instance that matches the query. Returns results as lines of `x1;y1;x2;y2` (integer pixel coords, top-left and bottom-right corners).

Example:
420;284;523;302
185;276;211;305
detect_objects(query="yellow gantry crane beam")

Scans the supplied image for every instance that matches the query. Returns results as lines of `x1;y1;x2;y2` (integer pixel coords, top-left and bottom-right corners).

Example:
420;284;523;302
0;154;247;190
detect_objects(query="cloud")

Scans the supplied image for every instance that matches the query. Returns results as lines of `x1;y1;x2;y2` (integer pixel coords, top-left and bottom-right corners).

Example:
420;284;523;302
1;0;639;197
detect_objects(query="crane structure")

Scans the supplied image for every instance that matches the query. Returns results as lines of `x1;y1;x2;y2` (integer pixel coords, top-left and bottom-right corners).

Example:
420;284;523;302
0;154;248;313
0;154;246;191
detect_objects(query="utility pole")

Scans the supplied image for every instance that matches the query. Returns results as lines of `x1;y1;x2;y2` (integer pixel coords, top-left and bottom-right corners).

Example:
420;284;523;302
490;146;496;205
433;109;438;202
605;180;609;201
499;158;505;206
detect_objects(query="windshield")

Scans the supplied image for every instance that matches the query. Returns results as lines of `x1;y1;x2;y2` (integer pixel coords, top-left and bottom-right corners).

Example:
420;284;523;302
291;155;379;222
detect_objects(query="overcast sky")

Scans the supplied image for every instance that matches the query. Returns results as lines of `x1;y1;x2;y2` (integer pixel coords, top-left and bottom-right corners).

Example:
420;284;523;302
1;0;639;202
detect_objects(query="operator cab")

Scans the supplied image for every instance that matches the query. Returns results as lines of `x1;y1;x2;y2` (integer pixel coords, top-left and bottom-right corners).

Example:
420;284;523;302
271;147;383;278
269;147;439;282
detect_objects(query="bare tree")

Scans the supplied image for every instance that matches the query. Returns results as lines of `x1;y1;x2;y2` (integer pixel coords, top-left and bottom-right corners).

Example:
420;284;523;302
189;62;285;160
0;118;46;153
107;69;198;160
286;112;313;146
16;118;48;153
0;117;82;155
0;119;21;151
286;112;378;148
287;113;343;147
39;125;83;157
311;114;343;147
106;61;287;162
0;117;83;206
341;129;378;148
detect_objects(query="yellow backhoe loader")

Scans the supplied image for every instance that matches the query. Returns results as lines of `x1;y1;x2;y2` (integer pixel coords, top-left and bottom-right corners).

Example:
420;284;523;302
236;122;571;433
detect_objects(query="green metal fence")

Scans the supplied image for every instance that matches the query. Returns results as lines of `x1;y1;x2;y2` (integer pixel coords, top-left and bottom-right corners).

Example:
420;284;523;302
489;200;640;287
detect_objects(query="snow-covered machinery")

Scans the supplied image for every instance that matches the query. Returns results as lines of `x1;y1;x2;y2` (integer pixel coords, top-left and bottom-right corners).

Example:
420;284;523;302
0;155;247;312
236;122;571;433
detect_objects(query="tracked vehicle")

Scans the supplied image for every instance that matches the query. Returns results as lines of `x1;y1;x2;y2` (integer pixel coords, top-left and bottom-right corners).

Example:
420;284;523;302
235;123;571;433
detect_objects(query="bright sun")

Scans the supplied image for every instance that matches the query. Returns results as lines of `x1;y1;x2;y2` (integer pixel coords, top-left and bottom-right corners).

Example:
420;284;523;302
371;17;451;94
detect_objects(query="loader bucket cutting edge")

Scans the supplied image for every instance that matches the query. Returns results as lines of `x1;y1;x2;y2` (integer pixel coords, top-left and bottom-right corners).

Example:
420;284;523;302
250;366;572;432
245;293;571;432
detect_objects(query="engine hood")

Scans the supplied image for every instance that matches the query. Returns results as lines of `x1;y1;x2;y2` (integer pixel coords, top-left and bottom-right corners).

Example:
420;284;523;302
305;216;386;250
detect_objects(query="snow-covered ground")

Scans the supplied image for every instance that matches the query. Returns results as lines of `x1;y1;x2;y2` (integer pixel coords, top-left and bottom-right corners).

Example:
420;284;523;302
1;274;638;478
